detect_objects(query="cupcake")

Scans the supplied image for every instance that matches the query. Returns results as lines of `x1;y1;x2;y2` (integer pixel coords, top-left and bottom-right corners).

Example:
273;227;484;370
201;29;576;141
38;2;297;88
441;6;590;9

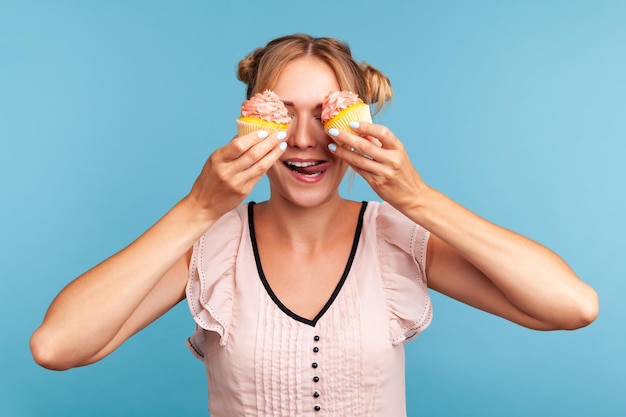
321;90;372;134
237;89;291;136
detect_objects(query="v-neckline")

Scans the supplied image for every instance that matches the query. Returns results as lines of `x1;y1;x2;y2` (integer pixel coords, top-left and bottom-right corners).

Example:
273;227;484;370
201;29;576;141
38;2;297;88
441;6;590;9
247;201;368;327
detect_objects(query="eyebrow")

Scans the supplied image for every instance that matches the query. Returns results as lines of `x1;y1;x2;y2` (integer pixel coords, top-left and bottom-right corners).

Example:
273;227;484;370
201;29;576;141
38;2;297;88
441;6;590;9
283;101;323;111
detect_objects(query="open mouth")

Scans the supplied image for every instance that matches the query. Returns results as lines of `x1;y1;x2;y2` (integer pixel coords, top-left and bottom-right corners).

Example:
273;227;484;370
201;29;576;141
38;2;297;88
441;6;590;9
284;160;328;177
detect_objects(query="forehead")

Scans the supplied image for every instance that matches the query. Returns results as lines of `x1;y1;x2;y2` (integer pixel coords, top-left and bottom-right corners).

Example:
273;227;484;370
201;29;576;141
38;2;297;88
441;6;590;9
272;57;340;106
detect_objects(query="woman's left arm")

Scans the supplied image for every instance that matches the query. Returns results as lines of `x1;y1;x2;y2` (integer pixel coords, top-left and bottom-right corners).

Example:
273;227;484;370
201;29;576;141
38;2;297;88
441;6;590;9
327;122;599;330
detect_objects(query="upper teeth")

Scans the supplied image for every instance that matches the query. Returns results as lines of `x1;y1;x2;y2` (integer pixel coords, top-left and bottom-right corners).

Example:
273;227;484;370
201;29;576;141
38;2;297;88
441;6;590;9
286;161;318;168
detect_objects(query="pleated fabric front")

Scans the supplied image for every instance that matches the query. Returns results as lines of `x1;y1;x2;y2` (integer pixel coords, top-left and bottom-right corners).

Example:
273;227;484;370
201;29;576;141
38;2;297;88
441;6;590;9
186;201;432;417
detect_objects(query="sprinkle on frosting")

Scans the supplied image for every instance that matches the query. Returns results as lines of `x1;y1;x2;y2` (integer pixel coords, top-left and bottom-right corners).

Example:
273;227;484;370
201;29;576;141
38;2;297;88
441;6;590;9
240;89;292;125
321;91;364;124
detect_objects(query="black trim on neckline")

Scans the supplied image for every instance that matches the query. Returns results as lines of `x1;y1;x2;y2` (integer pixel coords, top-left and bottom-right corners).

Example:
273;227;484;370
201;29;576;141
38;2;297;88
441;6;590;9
248;201;368;327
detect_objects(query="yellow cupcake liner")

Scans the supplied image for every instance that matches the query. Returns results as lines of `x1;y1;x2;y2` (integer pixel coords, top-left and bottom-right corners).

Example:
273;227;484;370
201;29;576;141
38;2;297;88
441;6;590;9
236;117;289;136
323;103;372;134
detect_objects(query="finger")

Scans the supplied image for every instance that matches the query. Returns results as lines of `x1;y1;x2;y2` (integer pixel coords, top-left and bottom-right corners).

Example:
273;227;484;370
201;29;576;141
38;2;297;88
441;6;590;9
328;128;386;163
328;141;380;174
219;130;286;164
204;134;286;201
242;138;287;178
220;130;272;161
345;121;403;151
236;131;287;170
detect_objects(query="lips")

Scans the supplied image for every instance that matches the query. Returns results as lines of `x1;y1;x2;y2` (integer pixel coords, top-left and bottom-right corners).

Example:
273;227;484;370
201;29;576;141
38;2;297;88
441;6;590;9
284;159;330;177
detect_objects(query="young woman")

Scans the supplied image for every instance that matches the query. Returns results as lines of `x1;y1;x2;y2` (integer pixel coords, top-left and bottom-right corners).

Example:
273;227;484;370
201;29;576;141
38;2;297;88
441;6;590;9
31;34;598;416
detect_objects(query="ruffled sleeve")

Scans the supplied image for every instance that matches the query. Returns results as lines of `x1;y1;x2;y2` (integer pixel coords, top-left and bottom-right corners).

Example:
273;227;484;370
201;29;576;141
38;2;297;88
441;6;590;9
186;206;244;360
376;202;433;345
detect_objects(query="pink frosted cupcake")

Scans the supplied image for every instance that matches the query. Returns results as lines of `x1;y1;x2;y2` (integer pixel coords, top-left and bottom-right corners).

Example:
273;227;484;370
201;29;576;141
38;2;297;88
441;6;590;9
322;90;372;134
237;89;291;136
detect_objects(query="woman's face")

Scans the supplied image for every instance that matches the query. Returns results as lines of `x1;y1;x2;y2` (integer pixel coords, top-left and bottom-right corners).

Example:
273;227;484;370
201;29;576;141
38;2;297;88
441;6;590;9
266;56;348;208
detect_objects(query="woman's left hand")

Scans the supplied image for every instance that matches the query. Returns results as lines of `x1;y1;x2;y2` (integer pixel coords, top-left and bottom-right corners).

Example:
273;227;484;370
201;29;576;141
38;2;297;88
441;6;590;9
329;122;598;331
327;122;426;212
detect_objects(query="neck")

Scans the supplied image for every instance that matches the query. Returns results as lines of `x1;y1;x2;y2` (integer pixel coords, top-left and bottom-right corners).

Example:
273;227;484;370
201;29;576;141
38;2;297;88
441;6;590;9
254;196;359;253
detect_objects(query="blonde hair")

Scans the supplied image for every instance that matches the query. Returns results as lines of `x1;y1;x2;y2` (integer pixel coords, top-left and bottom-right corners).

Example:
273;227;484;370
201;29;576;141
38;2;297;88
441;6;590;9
237;34;393;114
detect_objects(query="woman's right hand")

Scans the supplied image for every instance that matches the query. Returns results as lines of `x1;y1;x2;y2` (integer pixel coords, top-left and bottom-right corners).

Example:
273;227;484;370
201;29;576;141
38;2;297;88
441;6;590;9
30;130;286;370
188;130;287;220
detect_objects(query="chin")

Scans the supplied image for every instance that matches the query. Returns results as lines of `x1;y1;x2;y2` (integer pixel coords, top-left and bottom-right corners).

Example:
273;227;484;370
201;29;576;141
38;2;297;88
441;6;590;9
267;166;346;208
269;186;342;209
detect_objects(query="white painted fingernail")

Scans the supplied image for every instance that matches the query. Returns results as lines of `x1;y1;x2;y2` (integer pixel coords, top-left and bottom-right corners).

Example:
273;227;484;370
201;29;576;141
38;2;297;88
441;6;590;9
328;143;337;152
257;130;269;139
279;142;287;151
328;128;339;137
349;121;360;129
276;131;287;141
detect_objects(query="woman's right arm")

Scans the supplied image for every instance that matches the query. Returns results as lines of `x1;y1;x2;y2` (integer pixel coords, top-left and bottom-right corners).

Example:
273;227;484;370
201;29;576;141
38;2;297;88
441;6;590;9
30;130;287;370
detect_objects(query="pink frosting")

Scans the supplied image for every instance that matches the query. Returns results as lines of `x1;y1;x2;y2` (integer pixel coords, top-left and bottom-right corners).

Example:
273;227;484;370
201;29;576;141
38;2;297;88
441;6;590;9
240;90;291;125
321;91;363;124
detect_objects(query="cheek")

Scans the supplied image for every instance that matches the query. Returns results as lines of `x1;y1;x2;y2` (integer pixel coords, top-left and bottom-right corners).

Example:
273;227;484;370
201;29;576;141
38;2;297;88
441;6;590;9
332;158;349;178
266;160;283;179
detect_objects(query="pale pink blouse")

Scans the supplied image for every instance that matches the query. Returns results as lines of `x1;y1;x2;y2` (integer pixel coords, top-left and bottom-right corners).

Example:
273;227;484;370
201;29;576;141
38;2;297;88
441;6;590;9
186;201;432;417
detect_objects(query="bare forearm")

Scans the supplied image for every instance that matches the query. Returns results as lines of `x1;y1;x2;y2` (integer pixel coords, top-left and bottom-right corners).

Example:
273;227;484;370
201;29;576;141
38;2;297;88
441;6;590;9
408;186;598;329
32;129;288;369
31;196;217;364
327;122;598;329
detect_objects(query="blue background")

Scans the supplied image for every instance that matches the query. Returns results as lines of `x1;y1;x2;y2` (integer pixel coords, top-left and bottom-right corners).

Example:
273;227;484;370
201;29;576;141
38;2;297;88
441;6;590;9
2;1;624;416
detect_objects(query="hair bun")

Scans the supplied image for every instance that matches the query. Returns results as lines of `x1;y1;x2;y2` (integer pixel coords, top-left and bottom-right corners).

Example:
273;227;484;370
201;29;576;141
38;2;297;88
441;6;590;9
237;47;266;94
360;63;393;114
236;34;394;110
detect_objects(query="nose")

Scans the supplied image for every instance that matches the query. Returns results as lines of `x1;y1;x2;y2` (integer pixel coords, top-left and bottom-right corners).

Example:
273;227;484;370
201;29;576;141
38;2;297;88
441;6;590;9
287;118;318;150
